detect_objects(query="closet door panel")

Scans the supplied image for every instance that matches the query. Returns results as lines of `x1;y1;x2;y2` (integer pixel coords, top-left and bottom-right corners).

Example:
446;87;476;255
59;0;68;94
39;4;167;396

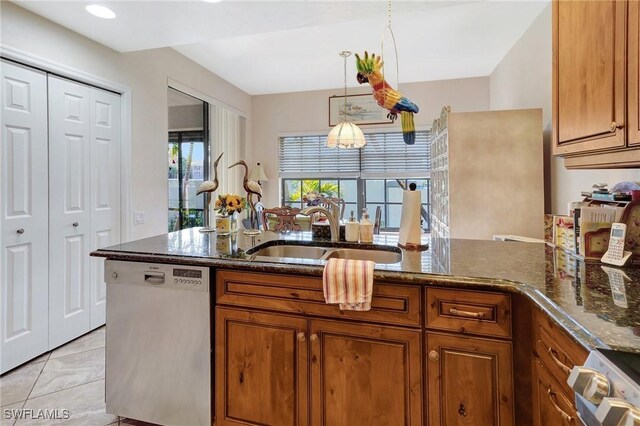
48;76;92;348
89;87;121;328
0;61;49;373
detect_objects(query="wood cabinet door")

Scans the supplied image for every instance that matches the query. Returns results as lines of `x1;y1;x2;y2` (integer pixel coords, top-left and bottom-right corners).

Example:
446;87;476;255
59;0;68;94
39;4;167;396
553;0;627;155
427;332;514;426
629;0;640;146
309;319;422;426
532;358;577;426
216;307;309;426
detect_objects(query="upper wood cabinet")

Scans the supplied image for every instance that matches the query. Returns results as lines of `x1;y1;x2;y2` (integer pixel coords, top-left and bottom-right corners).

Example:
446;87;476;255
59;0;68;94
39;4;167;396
630;0;640;147
553;0;640;167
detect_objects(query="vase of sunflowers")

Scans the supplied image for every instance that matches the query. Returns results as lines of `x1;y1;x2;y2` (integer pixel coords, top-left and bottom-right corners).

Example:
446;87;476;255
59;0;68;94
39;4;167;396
214;193;246;234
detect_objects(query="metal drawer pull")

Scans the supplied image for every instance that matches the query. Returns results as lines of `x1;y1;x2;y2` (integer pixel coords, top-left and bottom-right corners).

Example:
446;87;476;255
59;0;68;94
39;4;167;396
310;334;318;342
297;332;306;342
609;121;623;132
16;228;24;234
73;222;79;227
547;389;574;424
449;308;484;319
547;346;572;375
429;350;439;362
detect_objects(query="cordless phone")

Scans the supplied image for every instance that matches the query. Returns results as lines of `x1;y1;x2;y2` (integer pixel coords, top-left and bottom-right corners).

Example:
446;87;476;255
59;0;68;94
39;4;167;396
601;223;632;266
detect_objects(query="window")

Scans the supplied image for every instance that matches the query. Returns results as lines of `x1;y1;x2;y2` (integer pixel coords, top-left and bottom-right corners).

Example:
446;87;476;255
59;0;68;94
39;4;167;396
279;131;430;231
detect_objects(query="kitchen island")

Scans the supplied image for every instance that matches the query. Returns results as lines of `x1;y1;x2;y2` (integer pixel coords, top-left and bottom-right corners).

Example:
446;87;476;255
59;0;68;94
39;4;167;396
92;228;640;426
93;228;640;353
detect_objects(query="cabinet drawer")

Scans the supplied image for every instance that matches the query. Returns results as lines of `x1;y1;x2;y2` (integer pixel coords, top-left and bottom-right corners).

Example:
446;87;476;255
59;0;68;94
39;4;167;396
533;357;578;426
426;288;511;338
216;270;421;327
534;309;588;397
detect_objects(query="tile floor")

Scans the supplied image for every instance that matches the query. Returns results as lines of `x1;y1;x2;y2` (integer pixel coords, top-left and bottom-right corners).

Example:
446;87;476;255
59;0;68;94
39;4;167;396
0;328;157;426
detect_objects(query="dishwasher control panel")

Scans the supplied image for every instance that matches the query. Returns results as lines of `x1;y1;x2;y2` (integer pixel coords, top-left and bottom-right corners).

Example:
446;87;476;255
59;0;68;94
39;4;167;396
105;260;210;293
173;268;205;287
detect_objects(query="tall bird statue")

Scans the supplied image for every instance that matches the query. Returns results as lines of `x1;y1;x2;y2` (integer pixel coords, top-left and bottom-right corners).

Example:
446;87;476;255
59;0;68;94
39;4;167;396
196;152;224;196
228;160;263;229
355;52;419;144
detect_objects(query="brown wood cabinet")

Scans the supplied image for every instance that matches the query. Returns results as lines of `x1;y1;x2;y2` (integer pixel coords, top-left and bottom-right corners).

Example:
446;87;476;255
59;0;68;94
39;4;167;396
215;308;309;426
214;272;527;426
553;0;640;167
310;320;423;426
426;288;512;339
531;308;588;426
533;358;577;426
215;270;423;426
630;0;640;147
426;332;514;426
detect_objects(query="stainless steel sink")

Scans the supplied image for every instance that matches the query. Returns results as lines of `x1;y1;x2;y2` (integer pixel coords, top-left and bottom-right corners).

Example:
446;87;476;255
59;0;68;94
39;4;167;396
323;248;402;264
249;245;328;260
247;241;402;264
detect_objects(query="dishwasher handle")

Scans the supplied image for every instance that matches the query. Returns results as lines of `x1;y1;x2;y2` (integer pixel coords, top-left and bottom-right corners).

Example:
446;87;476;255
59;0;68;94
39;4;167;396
144;271;165;284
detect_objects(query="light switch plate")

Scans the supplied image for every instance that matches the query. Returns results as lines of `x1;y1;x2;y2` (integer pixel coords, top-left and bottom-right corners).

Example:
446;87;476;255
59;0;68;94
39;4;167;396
134;211;145;224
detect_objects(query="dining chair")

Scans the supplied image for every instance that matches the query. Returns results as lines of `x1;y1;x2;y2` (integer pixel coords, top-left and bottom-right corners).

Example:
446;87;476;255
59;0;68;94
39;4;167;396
261;206;303;233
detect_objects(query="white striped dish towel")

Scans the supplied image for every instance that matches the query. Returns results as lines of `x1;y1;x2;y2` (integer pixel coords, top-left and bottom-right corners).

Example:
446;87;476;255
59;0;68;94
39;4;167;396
322;258;374;311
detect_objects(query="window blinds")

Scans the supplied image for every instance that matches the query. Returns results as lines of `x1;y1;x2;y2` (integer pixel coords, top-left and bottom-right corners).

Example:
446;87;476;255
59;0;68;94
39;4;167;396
279;130;430;179
360;131;430;178
278;135;360;178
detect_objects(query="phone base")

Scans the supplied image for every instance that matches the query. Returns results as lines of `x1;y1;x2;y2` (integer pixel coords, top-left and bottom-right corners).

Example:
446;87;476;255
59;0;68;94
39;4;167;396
601;250;633;266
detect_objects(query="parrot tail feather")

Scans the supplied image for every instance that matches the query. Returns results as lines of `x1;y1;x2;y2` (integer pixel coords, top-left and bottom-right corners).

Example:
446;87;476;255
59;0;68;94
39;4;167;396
401;111;416;145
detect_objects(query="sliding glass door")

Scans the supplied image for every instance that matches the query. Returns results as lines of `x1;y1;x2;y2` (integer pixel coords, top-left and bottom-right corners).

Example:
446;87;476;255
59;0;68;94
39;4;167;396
168;88;209;231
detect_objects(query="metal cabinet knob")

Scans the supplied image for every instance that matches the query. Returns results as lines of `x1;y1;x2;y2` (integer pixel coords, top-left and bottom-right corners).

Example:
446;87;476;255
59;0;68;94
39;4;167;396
297;332;306;342
16;228;24;234
595;398;640;426
610;122;624;132
567;366;610;404
429;350;439;362
112;272;118;279
72;222;79;227
310;334;318;342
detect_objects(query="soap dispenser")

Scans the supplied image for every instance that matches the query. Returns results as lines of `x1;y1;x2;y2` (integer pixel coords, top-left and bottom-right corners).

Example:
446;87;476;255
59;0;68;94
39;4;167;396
345;210;359;242
359;208;374;243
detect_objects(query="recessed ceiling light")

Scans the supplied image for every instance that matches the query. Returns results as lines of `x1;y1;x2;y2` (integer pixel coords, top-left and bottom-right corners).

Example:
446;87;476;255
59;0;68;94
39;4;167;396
85;4;116;19
202;0;222;3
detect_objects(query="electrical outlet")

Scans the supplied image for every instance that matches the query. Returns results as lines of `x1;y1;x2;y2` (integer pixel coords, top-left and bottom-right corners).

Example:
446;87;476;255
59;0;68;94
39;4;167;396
134;211;145;224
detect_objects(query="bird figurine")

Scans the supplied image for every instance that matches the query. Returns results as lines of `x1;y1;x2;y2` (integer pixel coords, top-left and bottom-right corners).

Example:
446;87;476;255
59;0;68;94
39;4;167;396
196;152;224;196
355;51;419;144
228;160;263;231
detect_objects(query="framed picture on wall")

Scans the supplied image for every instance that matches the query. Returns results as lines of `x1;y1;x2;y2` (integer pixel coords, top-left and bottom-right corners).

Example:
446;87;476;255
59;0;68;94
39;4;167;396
328;94;394;126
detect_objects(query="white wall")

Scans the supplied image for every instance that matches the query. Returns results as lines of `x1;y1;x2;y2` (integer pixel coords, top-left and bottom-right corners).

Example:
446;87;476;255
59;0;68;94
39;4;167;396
490;4;640;215
1;2;252;240
250;77;491;207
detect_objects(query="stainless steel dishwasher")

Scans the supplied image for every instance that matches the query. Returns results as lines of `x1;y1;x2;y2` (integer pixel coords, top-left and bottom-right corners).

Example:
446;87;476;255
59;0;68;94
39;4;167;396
105;260;210;426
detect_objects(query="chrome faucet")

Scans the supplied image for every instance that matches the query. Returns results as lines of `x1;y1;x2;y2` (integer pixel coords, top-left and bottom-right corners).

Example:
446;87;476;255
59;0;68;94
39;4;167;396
301;200;341;242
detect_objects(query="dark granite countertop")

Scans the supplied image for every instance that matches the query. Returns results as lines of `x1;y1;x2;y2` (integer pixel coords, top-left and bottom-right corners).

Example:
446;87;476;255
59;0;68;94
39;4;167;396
92;228;640;353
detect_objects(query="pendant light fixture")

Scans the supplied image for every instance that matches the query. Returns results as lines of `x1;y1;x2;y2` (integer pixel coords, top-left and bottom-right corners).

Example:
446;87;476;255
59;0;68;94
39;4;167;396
326;51;366;149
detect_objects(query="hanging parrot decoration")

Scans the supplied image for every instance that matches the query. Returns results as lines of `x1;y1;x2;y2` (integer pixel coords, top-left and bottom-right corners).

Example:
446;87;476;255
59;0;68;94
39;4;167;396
355;51;419;144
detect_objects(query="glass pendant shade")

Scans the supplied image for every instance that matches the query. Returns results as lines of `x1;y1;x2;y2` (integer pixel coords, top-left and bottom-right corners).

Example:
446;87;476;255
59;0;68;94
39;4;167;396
327;51;367;149
326;121;366;148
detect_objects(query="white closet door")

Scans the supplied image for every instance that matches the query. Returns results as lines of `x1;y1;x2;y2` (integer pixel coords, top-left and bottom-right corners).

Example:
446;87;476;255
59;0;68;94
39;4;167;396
89;87;121;328
0;60;49;373
48;76;91;348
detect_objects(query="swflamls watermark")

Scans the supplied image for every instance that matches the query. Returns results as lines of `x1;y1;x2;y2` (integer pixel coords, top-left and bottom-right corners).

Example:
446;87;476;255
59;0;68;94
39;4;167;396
3;408;70;420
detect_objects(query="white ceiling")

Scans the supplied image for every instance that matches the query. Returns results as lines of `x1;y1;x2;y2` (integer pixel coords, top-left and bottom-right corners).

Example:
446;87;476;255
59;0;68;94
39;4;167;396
13;0;549;95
